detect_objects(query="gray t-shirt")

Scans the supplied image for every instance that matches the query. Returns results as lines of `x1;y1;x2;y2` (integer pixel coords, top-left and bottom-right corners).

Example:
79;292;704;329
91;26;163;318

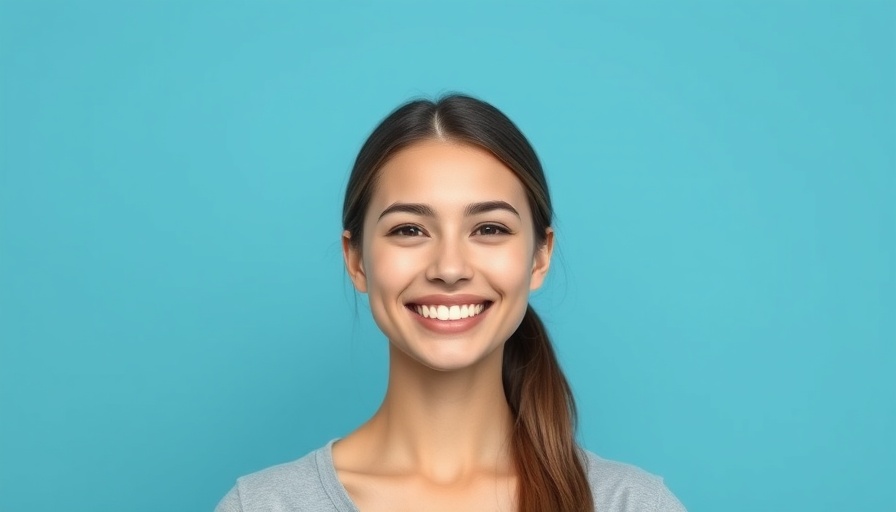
216;440;686;511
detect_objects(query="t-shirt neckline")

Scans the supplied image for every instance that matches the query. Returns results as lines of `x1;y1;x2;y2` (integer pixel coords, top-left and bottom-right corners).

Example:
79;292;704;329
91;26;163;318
315;438;360;512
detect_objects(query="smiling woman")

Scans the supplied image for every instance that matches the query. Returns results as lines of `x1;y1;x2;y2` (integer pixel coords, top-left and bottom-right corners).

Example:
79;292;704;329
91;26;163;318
348;141;547;373
215;95;687;512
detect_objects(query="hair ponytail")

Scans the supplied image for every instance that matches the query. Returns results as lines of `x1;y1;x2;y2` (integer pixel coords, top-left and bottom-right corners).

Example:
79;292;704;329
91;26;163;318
503;305;593;512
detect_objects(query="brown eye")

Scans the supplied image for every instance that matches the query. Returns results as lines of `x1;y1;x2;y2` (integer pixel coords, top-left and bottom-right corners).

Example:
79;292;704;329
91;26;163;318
391;225;425;237
476;224;510;236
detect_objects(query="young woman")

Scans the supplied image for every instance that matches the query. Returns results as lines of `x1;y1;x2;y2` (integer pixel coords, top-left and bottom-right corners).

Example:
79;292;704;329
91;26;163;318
216;94;686;512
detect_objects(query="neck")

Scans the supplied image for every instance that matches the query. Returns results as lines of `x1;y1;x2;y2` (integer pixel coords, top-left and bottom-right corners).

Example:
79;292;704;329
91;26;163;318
358;344;515;481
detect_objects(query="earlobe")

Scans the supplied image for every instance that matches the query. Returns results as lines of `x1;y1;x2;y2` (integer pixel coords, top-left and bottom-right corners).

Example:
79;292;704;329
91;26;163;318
529;227;555;291
342;230;368;293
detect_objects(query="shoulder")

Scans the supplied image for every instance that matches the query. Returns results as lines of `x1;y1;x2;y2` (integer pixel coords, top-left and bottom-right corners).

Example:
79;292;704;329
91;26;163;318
582;450;687;512
215;441;352;512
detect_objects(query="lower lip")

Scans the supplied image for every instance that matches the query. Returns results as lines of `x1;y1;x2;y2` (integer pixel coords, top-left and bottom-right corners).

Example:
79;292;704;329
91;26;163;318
407;305;491;334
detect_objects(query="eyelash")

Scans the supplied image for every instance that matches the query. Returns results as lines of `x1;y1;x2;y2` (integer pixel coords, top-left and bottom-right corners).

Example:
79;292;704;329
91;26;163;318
474;224;511;236
387;224;512;237
389;225;426;237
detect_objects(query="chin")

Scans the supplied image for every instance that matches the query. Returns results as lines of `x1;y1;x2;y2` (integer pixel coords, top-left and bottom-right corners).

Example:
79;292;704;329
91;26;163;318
395;341;504;374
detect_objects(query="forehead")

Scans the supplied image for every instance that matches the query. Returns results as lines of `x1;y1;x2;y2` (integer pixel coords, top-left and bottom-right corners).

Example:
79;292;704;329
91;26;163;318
369;140;530;212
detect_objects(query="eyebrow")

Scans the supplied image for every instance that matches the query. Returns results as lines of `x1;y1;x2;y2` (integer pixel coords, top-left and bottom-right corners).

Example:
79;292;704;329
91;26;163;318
378;201;520;220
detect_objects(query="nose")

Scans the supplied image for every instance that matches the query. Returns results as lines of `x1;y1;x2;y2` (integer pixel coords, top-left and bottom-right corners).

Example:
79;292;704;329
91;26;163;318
425;237;473;286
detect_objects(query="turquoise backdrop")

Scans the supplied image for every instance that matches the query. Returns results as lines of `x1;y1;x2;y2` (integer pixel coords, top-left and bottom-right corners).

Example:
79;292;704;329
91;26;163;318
1;2;893;511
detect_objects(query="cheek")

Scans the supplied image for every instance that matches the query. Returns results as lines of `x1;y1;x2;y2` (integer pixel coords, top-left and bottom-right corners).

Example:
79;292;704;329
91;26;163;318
476;243;534;291
365;243;423;293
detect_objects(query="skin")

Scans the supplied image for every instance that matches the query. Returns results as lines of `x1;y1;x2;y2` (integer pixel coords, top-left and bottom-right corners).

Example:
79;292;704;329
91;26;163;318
335;139;554;512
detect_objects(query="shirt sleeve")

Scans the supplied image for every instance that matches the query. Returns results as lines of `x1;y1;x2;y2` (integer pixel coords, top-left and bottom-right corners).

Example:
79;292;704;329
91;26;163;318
655;481;687;512
214;485;243;512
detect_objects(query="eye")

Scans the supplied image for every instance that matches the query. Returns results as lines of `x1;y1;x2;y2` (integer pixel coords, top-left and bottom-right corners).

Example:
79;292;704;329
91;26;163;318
389;225;426;237
474;224;511;236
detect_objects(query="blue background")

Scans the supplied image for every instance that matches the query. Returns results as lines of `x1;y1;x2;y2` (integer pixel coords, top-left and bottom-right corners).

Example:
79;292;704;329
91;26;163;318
1;2;893;511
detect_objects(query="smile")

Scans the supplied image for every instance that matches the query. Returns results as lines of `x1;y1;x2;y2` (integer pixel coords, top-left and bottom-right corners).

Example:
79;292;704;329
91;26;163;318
411;303;491;321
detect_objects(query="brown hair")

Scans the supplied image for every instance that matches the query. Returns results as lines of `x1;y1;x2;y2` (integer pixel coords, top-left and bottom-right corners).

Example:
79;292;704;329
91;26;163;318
342;94;593;512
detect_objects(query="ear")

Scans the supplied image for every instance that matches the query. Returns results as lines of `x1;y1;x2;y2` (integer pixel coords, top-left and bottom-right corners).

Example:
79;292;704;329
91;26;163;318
529;227;554;291
342;230;368;293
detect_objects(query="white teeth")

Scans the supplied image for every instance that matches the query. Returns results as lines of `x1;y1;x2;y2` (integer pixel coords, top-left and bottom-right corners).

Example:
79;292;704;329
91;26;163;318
414;303;487;321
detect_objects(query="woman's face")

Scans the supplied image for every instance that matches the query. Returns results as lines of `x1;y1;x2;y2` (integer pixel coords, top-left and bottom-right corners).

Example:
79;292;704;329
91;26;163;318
343;139;553;372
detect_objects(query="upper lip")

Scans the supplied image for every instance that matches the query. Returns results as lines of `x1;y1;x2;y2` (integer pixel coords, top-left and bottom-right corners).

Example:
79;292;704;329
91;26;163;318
407;294;492;306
